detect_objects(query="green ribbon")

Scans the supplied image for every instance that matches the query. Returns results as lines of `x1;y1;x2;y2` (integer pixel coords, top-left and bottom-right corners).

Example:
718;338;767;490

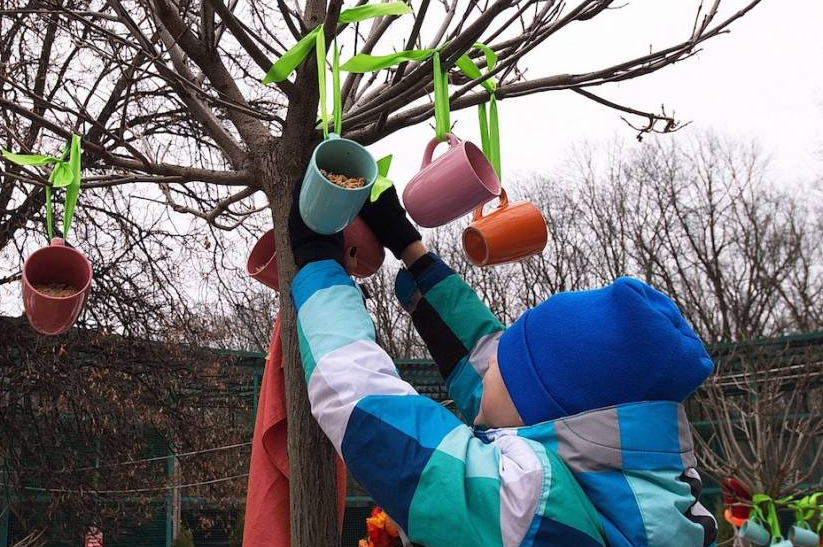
339;47;451;141
749;492;823;536
263;2;414;83
314;26;330;138
752;494;779;538
262;2;414;136
345;42;501;161
1;134;82;240
262;26;322;84
340;49;435;73
338;1;412;23
812;493;823;533
370;154;394;202
333;38;342;136
456;42;500;178
756;491;823;534
265;24;340;139
432;51;450;142
789;494;822;523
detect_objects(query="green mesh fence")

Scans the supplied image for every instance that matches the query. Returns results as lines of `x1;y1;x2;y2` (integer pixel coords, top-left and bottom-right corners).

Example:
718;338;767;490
4;331;823;547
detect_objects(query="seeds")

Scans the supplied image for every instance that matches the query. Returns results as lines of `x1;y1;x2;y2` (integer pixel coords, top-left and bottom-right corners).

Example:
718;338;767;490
34;283;80;297
321;169;366;189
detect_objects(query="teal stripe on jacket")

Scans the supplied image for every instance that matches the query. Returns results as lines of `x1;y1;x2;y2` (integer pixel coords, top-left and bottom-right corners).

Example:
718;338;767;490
394;253;504;422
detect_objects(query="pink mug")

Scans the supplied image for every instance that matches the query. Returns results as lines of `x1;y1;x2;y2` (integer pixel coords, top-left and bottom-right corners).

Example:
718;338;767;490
247;217;385;291
402;133;501;227
21;238;93;335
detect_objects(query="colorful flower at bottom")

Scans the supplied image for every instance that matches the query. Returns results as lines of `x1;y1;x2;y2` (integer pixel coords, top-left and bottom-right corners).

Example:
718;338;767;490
359;507;401;547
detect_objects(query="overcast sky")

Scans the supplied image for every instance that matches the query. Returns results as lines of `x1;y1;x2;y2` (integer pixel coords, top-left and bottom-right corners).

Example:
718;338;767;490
370;0;823;193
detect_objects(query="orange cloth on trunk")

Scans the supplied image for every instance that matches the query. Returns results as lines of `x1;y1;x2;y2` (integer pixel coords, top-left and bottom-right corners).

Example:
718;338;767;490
243;313;347;547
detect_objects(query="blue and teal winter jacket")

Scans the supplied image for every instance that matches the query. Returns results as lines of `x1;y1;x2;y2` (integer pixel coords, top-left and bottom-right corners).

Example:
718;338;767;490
291;253;717;547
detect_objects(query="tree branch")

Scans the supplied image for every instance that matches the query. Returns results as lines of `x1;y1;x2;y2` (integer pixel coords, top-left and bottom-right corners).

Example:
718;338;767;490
150;0;272;149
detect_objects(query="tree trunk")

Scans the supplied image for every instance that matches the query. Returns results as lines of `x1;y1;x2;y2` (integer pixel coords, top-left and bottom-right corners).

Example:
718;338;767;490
262;140;341;547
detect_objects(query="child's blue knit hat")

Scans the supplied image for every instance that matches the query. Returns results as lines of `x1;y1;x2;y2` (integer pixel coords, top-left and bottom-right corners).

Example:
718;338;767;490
497;277;714;425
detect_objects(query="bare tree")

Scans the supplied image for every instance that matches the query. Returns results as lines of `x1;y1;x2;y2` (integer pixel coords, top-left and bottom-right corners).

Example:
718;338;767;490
692;336;823;499
582;135;823;342
0;0;766;542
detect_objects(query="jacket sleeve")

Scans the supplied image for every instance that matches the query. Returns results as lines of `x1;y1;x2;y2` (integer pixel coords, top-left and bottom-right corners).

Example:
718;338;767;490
394;253;505;423
291;260;552;547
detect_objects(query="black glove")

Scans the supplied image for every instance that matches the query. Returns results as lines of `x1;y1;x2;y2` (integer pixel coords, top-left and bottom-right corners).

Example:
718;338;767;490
288;181;345;269
359;186;422;258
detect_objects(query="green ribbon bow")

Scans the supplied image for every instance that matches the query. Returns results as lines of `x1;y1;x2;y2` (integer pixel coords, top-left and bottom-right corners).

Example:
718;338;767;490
340;47;450;141
264;24;341;138
456;42;500;179
789;494;822;523
750;492;823;536
263;2;413;83
752;494;782;539
340;49;435;72
262;1;414;139
1;134;82;240
343;42;502;174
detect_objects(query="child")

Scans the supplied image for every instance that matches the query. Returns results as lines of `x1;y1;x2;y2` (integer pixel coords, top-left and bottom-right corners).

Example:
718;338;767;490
288;185;717;547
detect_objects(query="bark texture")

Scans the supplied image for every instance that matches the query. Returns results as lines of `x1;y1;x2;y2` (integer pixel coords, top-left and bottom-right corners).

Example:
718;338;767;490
261;136;342;547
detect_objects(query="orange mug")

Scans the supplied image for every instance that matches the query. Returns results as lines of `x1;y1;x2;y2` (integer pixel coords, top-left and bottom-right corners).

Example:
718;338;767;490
462;189;547;266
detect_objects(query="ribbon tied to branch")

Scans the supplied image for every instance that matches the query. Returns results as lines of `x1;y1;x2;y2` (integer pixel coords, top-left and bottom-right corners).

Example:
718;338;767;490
2;134;82;240
262;2;413;201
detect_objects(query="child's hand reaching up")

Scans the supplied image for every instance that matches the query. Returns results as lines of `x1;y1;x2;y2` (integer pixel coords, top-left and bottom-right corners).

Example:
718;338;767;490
288;179;347;269
359;186;426;266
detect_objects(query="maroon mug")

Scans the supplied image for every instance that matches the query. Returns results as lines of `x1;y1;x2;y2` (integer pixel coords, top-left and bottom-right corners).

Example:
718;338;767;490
247;217;385;291
344;216;385;279
22;238;93;335
247;229;280;291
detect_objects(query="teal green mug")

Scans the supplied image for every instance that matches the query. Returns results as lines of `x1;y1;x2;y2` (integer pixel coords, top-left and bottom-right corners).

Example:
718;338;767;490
770;538;792;547
739;519;771;545
788;522;819;547
299;133;377;234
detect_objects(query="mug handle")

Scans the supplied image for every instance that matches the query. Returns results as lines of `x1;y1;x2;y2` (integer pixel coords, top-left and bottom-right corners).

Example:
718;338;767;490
420;133;460;169
472;188;509;221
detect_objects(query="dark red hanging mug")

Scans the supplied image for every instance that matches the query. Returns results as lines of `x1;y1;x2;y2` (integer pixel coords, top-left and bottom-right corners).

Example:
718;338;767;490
21;238;93;335
247;229;280;291
247;216;385;291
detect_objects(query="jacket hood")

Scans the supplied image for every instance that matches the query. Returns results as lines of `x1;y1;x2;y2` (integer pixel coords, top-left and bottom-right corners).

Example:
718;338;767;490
482;401;716;547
